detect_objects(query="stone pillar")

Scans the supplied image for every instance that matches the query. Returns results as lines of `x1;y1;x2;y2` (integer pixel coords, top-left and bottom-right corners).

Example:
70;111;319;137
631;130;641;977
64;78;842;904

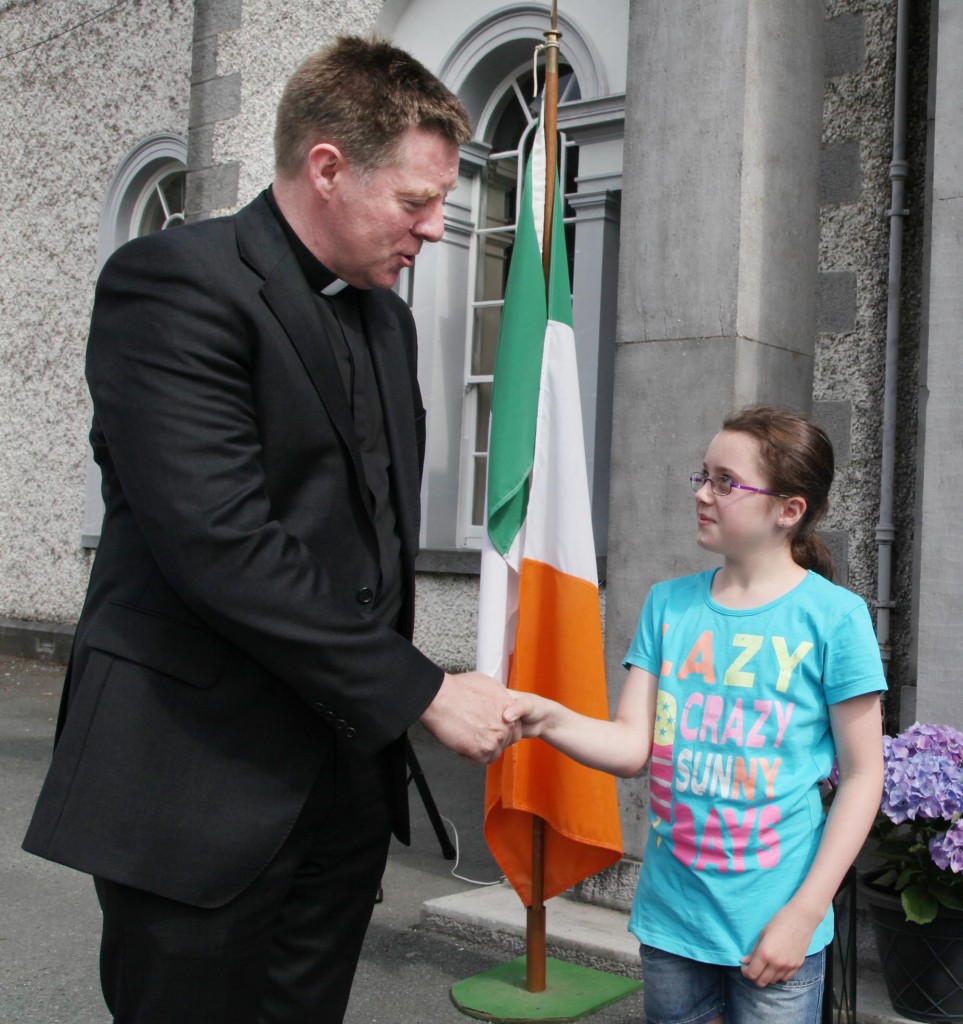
186;0;243;220
910;2;963;729
606;0;824;860
569;179;621;553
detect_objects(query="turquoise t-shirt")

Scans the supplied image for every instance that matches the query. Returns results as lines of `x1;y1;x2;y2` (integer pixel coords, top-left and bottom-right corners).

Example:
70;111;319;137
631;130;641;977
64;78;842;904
623;569;885;965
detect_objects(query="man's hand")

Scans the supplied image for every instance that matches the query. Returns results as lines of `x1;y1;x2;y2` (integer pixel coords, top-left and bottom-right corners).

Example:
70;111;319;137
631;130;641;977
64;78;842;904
419;672;522;764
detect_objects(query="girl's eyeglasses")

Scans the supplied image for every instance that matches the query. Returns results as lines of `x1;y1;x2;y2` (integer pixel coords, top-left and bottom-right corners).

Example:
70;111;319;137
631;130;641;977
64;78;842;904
689;472;788;499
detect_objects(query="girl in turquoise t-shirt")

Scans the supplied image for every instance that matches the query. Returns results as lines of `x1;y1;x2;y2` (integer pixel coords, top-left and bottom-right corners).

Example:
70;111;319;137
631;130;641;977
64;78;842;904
506;406;885;1024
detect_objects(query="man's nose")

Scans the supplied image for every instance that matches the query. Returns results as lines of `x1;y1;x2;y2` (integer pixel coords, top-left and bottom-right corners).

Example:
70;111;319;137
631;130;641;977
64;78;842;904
414;203;445;243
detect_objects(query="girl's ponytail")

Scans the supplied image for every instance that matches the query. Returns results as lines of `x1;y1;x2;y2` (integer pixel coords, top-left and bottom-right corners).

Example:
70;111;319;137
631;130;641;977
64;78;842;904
790;532;834;582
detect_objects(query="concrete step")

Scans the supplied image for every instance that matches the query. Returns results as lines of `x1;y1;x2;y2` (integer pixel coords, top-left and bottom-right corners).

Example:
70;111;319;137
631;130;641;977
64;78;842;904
422;881;919;1023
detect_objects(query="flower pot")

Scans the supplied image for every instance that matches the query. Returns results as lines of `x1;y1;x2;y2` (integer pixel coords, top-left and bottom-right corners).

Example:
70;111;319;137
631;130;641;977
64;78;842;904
860;873;963;1022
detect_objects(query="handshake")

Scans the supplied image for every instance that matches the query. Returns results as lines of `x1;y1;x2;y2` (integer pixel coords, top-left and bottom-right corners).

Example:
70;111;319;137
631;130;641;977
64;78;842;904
418;671;546;765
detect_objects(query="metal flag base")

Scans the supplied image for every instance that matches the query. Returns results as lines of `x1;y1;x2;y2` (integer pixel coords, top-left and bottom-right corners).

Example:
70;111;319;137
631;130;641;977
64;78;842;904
450;956;642;1022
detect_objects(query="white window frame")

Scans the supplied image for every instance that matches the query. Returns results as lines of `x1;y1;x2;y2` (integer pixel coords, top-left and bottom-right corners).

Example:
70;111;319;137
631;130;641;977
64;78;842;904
404;11;626;560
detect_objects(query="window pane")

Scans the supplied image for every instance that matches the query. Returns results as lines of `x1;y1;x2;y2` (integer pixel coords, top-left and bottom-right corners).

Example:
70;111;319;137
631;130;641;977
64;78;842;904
474;382;492;450
470;383;493;528
162;174;186;225
136;171;186;235
490;85;530;153
472;309;501;377
477;230;512;302
471;455;488;526
485;158;517;228
558;69;581;104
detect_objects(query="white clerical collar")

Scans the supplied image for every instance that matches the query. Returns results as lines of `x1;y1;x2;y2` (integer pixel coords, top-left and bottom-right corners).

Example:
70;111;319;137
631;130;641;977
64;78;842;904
321;278;348;296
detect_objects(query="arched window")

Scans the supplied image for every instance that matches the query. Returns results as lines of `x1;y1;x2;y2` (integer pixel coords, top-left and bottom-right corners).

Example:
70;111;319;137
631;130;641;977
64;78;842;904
82;134;188;547
95;132;188;270
410;77;622;564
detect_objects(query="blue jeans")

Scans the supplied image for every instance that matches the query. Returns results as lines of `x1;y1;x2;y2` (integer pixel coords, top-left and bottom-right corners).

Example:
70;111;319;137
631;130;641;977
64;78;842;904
639;944;826;1024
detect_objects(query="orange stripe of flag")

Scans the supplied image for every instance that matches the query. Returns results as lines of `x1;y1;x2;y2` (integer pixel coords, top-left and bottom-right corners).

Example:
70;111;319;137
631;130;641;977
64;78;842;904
484;558;621;905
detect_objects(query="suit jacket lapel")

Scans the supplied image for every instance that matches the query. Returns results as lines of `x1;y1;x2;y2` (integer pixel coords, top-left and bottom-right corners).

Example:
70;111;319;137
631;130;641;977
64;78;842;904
235;195;371;513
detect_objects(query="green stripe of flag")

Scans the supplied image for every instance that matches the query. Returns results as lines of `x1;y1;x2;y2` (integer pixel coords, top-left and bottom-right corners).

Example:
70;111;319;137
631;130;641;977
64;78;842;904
546;175;572;328
486;139;571;556
486;149;544;555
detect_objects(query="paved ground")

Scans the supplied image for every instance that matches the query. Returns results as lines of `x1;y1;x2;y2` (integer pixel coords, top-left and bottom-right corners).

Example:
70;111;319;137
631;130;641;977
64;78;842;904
0;655;647;1023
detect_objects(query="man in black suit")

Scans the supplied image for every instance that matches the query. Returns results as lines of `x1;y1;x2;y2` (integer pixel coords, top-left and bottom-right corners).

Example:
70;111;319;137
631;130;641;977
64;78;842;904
24;36;519;1024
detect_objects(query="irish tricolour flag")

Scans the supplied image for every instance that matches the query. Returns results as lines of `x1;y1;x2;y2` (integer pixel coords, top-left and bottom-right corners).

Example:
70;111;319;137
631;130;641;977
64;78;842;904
477;115;622;905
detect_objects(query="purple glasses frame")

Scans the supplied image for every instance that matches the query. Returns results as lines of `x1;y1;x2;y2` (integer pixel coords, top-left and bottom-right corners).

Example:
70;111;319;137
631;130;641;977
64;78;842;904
689;472;788;499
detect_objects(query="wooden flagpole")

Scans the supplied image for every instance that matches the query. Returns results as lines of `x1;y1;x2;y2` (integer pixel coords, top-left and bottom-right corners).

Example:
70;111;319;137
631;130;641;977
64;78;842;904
526;0;560;996
540;2;560;288
450;5;642;1014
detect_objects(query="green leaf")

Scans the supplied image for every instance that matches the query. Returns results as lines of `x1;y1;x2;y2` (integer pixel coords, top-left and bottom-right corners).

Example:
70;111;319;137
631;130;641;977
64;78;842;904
902;883;938;926
873;868;899;890
932;884;963;912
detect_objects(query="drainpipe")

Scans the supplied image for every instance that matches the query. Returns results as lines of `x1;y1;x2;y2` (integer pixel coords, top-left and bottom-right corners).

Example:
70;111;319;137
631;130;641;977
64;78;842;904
875;0;910;681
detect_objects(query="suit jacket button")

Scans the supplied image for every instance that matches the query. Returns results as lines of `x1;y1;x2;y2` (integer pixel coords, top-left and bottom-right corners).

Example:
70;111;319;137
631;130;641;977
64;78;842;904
344;727;357;739
335;719;347;731
356;587;374;605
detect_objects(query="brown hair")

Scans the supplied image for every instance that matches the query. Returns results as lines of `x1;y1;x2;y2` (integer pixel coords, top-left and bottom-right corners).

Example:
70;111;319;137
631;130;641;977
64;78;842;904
274;36;472;179
722;405;836;580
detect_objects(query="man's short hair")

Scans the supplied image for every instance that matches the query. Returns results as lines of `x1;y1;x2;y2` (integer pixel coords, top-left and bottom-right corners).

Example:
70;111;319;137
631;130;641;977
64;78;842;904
274;35;472;179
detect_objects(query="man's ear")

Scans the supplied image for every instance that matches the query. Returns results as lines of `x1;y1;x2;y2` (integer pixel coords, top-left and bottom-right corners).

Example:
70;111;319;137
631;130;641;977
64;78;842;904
306;143;344;200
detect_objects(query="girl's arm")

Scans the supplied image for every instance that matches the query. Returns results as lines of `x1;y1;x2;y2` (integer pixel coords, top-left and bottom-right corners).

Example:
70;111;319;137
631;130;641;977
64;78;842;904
505;666;658;778
740;691;884;987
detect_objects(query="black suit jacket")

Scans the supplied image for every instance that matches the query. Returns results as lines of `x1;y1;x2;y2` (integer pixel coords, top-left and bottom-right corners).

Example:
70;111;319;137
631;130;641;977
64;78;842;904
23;191;444;907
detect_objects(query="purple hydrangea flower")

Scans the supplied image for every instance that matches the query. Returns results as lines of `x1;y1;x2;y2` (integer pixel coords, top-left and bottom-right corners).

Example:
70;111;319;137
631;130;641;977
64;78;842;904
889;723;963;762
930;820;963;874
880;723;963;827
881;724;963;876
871;723;963;919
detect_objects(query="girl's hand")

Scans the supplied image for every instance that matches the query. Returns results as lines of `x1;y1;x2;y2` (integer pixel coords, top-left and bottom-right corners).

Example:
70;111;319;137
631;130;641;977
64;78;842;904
739;898;822;987
500;667;657;777
740;693;882;986
503;693;556;738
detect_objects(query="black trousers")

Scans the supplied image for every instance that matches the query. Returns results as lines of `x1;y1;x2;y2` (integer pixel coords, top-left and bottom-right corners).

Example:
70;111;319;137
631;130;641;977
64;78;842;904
94;749;392;1024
